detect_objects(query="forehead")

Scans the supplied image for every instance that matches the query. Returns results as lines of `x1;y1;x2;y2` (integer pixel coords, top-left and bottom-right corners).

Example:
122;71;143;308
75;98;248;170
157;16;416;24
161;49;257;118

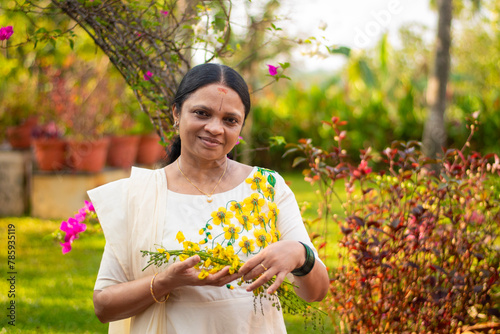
184;84;245;111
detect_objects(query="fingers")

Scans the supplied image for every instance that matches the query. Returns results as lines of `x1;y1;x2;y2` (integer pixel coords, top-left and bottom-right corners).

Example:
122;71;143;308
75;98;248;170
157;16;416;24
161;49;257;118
177;255;201;270
238;255;265;279
265;272;287;294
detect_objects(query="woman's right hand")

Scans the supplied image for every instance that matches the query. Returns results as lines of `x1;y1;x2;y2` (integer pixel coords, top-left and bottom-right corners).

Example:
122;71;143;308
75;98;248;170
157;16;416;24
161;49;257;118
155;255;241;292
94;255;240;323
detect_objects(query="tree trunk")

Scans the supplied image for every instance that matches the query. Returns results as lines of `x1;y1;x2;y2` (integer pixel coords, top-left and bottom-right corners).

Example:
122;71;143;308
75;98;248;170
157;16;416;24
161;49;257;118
422;0;453;158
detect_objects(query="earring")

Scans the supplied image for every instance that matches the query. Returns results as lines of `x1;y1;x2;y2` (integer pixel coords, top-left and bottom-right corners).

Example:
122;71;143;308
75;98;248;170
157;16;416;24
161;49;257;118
173;120;179;129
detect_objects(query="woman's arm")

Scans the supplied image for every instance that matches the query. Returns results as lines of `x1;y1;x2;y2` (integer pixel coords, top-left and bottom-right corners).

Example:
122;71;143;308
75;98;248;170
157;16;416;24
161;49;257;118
94;255;240;323
237;240;329;302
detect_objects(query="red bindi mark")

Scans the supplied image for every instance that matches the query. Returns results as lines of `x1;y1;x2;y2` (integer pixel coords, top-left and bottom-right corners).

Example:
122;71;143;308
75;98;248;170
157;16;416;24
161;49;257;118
217;87;228;110
217;87;228;95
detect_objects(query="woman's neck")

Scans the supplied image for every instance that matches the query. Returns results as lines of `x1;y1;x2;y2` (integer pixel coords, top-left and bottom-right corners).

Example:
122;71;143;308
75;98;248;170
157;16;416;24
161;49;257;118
177;154;229;184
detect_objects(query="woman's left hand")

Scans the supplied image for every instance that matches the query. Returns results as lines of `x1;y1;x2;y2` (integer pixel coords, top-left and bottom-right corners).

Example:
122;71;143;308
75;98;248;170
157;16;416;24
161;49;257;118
237;240;305;295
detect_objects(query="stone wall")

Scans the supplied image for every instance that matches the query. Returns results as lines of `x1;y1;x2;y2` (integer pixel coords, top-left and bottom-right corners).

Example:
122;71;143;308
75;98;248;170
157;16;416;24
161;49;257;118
0;149;130;219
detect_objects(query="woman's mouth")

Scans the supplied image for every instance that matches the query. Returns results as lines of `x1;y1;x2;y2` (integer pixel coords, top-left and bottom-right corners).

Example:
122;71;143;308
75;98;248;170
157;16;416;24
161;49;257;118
199;136;222;147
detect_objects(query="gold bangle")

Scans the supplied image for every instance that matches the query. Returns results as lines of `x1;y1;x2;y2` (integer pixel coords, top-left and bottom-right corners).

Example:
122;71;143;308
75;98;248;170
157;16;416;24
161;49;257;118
150;273;169;303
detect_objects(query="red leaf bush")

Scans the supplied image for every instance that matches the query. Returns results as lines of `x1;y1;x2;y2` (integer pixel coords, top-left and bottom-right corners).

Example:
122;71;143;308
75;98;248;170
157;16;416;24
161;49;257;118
286;115;500;333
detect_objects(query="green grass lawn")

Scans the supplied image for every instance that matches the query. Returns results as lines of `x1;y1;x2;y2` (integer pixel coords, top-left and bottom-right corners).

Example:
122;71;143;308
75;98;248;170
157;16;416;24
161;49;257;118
0;173;343;333
0;218;107;333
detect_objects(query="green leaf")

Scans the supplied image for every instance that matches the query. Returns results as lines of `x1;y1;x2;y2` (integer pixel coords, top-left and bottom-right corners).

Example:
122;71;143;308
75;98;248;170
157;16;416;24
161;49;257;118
292;157;307;168
269;136;286;146
358;59;376;88
267;175;276;187
279;62;290;69
327;45;351;57
282;147;299;158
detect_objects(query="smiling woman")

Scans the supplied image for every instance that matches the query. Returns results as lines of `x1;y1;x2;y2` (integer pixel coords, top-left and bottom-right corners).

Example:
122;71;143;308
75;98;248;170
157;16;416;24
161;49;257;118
88;63;329;334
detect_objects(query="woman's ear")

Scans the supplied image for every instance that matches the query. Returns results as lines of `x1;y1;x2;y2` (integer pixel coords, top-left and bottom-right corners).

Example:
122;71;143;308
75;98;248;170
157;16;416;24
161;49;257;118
172;105;180;125
172;105;178;119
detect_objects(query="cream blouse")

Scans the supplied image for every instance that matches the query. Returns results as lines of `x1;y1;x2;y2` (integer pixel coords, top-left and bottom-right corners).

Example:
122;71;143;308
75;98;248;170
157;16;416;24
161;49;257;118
90;166;321;334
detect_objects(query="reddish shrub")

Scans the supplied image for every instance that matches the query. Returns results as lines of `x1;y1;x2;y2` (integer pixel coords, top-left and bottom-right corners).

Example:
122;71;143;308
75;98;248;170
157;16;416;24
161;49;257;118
286;115;500;333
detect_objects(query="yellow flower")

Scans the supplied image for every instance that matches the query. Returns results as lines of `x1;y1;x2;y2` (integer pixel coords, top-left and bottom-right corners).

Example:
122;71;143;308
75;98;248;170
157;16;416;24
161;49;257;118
198;270;209;280
253;212;267;227
212;244;223;257
157;248;165;253
243;193;265;212
204;258;212;268
224;245;235;257
236;213;254;231
223;223;242;241
230;201;244;213
245;172;265;190
263;184;276;200
176;231;185;243
211;207;234;225
238;236;255;254
183;241;200;251
267;202;279;220
199;228;205;235
179;254;189;261
254;228;272;248
199;239;207;245
270;228;281;243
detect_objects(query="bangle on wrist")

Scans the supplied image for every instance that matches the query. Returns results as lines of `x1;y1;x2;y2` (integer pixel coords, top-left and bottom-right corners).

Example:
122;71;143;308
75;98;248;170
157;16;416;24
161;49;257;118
150;273;169;303
291;242;315;277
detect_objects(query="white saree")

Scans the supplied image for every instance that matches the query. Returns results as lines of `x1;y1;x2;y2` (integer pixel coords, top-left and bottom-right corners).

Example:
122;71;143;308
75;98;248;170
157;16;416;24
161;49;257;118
89;166;321;334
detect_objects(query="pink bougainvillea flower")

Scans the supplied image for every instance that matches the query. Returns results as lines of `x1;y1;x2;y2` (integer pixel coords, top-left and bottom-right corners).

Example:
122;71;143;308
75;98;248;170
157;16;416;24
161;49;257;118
60;241;72;254
59;201;95;253
61;217;87;236
144;71;153;81
74;210;87;223
0;26;14;41
84;200;95;212
236;136;243;145
60;217;87;253
267;64;279;76
161;10;169;16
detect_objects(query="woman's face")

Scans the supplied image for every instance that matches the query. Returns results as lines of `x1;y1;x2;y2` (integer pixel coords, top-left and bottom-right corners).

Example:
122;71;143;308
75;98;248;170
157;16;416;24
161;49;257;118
174;83;246;163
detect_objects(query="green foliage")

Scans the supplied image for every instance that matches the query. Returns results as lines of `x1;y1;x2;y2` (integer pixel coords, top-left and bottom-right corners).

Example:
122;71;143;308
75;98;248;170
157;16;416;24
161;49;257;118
286;116;500;333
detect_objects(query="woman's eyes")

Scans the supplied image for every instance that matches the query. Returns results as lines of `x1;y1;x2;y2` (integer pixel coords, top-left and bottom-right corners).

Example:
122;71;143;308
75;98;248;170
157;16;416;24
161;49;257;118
193;110;239;125
194;110;209;117
225;117;239;125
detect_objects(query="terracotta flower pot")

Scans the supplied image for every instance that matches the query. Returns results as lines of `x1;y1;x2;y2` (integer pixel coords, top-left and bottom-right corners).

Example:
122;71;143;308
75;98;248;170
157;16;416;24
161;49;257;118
33;138;67;171
6;118;38;149
67;137;110;173
136;134;165;165
107;135;140;168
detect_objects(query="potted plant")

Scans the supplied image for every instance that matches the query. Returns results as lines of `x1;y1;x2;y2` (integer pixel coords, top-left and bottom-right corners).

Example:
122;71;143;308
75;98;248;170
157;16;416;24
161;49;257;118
31;121;66;171
134;112;166;166
103;110;141;169
45;58;114;173
1;90;39;150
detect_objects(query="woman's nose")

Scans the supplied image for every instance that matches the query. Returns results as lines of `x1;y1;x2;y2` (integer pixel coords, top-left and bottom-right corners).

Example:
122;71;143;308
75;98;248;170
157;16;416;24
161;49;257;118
205;118;223;135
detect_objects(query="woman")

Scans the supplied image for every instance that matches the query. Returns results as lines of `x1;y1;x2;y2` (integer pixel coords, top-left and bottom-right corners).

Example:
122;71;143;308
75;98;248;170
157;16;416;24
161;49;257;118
89;63;329;333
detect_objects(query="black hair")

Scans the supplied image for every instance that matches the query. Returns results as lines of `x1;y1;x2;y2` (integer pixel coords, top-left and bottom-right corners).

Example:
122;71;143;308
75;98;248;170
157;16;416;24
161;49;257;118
164;63;250;164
